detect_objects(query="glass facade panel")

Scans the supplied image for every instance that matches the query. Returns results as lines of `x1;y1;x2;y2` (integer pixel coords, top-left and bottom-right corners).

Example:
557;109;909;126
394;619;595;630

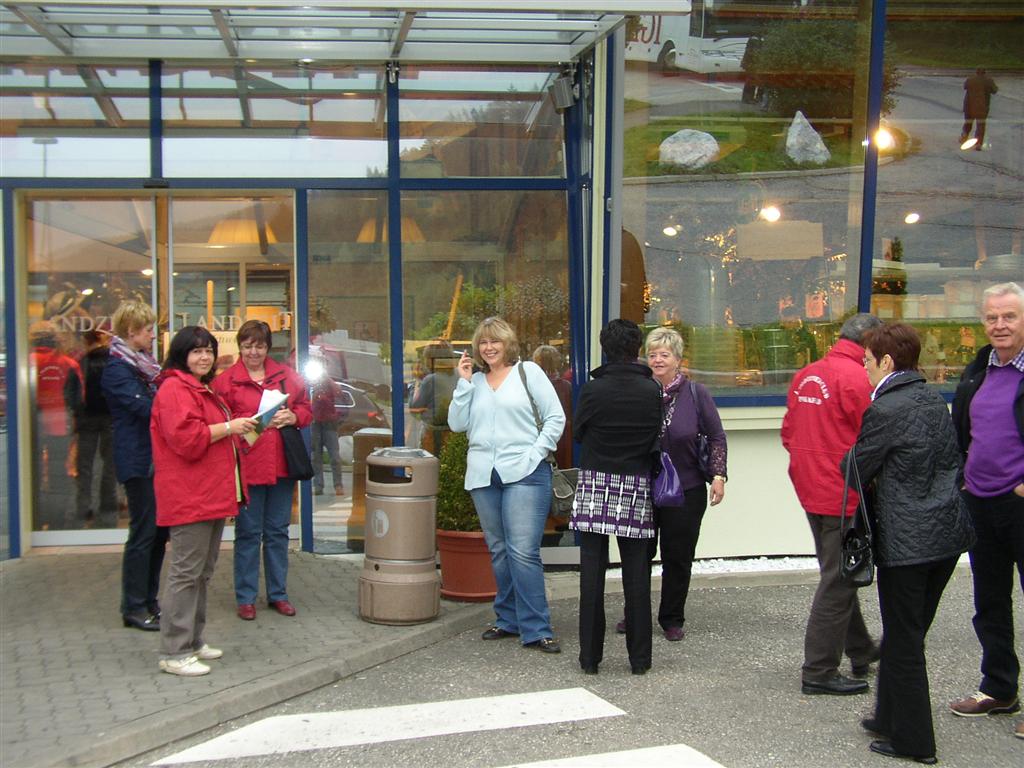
0;63;150;177
161;65;388;178
1;191;7;559
624;7;871;393
307;190;391;554
169;196;295;366
402;189;572;544
25;197;155;532
399;67;566;178
871;3;1024;385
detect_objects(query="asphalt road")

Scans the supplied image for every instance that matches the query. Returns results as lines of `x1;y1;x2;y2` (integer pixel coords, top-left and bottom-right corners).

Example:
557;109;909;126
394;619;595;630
118;566;1023;768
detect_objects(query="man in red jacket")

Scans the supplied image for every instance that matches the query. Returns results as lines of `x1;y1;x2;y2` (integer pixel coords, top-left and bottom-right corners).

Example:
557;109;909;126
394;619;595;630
782;313;881;696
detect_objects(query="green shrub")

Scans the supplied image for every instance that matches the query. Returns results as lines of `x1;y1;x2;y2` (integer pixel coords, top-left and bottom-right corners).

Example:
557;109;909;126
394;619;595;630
435;431;480;531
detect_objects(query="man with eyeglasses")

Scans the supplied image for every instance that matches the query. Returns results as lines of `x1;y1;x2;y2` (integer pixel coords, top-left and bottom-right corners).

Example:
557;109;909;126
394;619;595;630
949;282;1024;740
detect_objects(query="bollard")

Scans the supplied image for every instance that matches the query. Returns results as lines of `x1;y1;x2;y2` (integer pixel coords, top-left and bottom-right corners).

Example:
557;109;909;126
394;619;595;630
358;447;440;625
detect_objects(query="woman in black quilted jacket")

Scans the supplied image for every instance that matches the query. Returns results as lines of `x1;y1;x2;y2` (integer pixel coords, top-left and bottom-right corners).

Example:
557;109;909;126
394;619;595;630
844;322;974;765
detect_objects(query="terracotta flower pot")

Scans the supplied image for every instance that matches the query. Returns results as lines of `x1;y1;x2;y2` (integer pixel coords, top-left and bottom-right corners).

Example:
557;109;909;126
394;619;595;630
436;529;497;602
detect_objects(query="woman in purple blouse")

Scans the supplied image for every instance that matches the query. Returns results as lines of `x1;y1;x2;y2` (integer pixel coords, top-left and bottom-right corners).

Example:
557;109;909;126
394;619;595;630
627;326;728;642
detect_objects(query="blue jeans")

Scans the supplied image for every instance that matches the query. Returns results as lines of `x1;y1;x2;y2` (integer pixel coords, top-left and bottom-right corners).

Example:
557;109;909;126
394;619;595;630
470;461;553;644
234;478;294;605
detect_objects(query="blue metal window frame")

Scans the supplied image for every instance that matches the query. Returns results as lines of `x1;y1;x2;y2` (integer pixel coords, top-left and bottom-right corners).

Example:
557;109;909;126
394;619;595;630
3;191;20;558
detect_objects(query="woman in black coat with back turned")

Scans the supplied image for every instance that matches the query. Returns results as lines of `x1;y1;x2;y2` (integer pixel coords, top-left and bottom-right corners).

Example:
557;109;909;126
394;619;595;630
571;319;662;676
843;323;974;765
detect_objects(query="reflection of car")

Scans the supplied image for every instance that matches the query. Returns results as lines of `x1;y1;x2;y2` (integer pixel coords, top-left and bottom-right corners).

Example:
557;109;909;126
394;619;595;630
333;380;389;436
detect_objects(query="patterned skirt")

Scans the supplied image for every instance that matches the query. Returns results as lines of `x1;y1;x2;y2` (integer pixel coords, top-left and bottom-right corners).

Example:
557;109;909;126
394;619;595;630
569;469;654;539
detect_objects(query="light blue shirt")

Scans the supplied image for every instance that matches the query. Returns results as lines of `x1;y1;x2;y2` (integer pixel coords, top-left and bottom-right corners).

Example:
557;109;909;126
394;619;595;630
448;360;566;490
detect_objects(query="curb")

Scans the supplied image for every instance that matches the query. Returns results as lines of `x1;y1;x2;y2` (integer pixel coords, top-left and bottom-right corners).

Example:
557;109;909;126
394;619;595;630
23;602;494;768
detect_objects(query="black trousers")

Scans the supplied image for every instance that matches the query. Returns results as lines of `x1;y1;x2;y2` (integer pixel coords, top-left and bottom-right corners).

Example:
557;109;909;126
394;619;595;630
962;488;1024;701
874;557;957;759
120;476;169;616
802;513;876;682
578;532;652;670
648;486;707;630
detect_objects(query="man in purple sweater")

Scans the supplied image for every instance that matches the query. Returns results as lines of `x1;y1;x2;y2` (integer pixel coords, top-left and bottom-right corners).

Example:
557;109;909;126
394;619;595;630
949;282;1024;742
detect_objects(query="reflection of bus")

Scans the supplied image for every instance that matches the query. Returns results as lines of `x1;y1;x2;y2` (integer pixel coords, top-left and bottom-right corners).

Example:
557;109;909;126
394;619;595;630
626;2;798;74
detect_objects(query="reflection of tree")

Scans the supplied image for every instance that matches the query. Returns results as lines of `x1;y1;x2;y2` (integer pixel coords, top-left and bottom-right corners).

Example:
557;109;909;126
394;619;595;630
748;19;900;120
411;276;568;353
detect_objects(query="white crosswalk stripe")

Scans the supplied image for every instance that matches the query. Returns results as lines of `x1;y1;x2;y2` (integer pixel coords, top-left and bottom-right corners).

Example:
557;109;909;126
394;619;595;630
506;744;725;767
152;688;625;765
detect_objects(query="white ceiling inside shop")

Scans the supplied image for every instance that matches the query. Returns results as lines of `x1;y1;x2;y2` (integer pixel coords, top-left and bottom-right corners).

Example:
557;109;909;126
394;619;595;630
0;2;689;64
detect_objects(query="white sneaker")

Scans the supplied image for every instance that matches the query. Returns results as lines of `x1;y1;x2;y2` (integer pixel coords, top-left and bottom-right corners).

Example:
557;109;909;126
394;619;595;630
159;655;210;677
195;643;223;660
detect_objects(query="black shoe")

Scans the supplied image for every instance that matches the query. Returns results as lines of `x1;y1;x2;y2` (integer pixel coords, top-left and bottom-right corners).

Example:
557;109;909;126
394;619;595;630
868;739;936;765
525;638;561;654
123;612;159;631
630;661;651;675
481;625;519;641
802;674;869;696
581;663;599;675
862;717;888;736
852;644;882;677
615;618;626;635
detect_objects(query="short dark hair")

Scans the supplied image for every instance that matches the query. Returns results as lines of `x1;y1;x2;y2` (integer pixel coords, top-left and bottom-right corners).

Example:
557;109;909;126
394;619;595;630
839;313;882;344
163;326;219;383
862;322;921;372
600;318;643;364
237;320;272;350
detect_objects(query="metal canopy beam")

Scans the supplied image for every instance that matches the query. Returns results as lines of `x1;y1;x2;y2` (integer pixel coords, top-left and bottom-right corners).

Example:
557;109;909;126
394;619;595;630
0;2;688;64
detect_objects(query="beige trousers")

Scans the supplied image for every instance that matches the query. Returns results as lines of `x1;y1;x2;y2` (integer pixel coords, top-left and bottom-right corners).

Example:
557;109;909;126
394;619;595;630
159;518;226;660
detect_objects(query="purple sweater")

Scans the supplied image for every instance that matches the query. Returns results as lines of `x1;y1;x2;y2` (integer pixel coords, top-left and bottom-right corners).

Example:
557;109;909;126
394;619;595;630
966;363;1024;497
661;374;728;491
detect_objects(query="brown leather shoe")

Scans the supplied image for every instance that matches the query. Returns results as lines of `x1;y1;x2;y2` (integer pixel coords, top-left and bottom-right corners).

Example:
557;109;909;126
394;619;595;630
269;599;296;617
237;603;256;621
949;692;1020;717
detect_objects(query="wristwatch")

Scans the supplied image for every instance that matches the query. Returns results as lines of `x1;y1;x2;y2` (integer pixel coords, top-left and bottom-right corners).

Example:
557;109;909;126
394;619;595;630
713;475;727;483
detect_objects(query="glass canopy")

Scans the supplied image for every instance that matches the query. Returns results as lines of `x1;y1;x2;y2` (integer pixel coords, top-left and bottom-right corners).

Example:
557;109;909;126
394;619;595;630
0;2;688;64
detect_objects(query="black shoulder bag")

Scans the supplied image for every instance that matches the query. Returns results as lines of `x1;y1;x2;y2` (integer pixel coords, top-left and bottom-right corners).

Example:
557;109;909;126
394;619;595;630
278;380;315;482
839;446;874;588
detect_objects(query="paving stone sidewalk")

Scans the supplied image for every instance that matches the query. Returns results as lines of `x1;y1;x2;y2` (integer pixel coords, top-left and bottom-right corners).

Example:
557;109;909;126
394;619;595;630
0;549;498;768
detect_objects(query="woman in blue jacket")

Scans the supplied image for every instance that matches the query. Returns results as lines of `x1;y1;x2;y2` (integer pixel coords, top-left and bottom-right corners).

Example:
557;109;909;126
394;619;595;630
101;301;168;631
448;317;565;654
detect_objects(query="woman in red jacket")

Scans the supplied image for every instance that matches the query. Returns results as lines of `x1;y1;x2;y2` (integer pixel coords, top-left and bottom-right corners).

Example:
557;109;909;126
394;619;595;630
212;321;312;621
151;326;256;677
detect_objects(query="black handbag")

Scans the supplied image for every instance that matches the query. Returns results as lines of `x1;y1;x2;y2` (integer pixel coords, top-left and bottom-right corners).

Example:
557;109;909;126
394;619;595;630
519;363;577;516
278;381;314;482
839;446;874;588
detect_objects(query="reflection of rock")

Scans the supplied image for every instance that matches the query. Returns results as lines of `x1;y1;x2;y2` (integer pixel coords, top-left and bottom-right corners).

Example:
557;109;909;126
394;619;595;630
786;111;830;165
659;129;719;169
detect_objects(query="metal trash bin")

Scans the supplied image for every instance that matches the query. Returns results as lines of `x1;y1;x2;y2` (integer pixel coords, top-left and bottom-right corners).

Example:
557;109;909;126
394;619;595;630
358;447;440;625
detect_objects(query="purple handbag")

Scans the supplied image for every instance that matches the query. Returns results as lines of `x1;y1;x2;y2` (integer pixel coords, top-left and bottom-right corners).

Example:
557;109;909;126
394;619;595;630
652;393;684;507
653;450;684;507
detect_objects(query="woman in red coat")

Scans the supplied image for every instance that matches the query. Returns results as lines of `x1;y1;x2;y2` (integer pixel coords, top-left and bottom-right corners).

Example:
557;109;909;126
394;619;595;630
212;321;312;621
151;326;256;677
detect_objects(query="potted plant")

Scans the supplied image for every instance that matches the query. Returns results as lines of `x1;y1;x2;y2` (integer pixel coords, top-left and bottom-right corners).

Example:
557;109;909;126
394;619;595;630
435;430;497;602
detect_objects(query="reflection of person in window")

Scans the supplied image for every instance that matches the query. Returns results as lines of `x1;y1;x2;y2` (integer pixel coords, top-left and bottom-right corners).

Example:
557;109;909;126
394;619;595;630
532;345;573;471
740;35;764;105
29;320;82;530
75;328;118;527
410;342;458;457
309;371;345;495
960;67;998;150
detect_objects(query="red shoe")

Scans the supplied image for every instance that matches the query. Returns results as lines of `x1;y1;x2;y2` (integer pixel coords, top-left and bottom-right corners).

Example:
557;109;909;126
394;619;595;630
269;599;296;617
237;604;256;621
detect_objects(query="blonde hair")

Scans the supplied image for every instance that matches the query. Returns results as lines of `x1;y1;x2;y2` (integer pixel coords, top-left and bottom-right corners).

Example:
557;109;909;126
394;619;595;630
471;316;519;372
645;326;684;361
111;301;156;338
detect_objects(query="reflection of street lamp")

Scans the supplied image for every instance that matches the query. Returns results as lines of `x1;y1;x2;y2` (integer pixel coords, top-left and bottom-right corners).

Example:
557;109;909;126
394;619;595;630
32;136;58;177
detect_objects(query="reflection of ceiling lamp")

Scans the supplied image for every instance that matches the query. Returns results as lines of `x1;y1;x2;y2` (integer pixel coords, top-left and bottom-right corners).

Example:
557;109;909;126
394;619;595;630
207;218;278;247
759;206;781;223
874;128;894;150
904;212;920;224
356;216;425;243
960;137;978;151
